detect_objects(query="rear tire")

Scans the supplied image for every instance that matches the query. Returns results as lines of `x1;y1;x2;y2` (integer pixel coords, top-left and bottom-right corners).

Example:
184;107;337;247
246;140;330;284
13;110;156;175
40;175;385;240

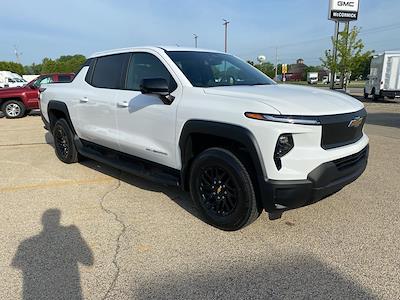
189;147;260;231
53;119;79;164
363;89;369;99
2;100;26;119
372;88;382;101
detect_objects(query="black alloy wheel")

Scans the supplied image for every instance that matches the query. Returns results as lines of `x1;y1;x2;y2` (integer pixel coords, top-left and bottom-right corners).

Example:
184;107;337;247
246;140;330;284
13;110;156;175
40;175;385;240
199;166;238;217
190;148;260;231
53;119;79;164
54;126;70;158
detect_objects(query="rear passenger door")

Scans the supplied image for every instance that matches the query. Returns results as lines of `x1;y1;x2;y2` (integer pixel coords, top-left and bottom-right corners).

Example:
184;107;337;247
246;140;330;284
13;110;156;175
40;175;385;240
76;53;129;150
113;51;181;168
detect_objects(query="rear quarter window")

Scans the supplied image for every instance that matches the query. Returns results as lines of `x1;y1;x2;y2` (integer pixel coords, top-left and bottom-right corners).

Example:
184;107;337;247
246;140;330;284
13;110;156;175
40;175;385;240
57;75;73;83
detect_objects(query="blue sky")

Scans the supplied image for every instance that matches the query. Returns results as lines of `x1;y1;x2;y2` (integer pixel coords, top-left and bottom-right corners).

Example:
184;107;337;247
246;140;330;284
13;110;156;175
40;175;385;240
1;0;399;66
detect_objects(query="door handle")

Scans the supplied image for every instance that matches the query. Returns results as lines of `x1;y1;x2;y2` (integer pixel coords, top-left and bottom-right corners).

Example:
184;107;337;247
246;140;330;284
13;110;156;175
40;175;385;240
79;97;89;103
117;101;129;108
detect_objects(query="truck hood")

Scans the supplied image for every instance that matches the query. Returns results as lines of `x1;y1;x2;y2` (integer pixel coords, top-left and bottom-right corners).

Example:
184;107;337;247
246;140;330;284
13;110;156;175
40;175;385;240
203;84;364;115
0;86;29;92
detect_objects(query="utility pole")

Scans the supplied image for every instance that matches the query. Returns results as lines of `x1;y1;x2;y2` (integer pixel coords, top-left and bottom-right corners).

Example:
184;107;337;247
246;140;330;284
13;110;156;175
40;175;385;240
274;47;278;80
14;45;22;64
223;19;230;53
193;34;198;48
342;22;350;91
330;21;339;90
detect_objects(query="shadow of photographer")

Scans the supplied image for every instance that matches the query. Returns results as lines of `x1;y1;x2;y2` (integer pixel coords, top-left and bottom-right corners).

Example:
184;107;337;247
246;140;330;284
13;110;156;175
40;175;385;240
11;209;93;300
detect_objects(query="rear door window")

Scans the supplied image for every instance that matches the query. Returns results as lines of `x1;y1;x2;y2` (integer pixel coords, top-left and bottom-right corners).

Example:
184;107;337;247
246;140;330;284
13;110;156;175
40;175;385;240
91;53;130;89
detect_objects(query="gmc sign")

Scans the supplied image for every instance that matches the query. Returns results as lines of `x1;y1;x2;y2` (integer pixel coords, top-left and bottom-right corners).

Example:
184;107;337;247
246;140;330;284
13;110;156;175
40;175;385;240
329;0;360;21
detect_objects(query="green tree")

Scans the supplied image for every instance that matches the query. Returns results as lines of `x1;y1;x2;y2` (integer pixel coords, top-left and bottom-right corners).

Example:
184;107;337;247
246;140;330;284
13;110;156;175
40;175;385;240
0;61;25;75
321;24;373;84
24;54;86;74
254;61;275;78
351;53;373;80
24;63;42;75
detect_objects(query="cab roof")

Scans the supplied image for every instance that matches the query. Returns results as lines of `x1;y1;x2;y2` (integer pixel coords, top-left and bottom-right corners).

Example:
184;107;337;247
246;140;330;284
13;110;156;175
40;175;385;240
90;46;224;58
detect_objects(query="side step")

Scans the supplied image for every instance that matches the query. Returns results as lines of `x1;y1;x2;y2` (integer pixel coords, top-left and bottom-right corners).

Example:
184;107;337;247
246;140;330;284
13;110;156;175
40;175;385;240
74;137;180;187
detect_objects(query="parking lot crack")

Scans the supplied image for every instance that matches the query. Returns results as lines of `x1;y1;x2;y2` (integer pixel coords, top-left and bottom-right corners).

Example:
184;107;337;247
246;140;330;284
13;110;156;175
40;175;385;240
99;177;125;300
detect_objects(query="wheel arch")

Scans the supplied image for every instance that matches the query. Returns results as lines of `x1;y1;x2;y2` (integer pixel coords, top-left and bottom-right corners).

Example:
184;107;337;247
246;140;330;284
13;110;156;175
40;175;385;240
0;97;24;107
47;100;76;133
179;120;270;210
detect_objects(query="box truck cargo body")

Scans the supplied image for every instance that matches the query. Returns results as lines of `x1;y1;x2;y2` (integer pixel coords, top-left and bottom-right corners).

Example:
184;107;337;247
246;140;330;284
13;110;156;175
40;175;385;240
307;72;319;84
364;51;400;100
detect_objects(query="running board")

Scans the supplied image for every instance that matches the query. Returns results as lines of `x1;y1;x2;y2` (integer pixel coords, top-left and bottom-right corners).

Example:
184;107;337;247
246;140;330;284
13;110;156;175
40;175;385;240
74;137;180;187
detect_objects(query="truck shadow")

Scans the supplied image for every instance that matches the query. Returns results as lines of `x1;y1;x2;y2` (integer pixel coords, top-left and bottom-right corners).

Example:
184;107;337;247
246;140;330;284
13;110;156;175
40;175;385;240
353;95;400;104
79;159;200;219
366;112;400;129
132;254;378;299
44;130;199;219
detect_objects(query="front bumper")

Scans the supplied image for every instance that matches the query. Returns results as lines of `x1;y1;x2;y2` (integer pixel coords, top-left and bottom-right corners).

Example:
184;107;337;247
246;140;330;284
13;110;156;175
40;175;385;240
382;90;400;98
262;145;369;211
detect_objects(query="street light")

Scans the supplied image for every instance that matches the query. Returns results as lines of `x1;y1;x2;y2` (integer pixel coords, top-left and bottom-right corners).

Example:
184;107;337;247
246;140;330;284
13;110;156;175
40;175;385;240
193;34;198;48
223;19;230;53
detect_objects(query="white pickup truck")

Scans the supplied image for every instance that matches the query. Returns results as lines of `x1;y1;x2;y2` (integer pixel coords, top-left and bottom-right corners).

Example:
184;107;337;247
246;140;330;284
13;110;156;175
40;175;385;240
40;47;369;230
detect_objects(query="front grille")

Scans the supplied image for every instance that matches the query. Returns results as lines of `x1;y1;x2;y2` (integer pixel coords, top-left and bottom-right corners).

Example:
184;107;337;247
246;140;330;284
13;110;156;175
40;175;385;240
333;146;368;171
321;109;367;149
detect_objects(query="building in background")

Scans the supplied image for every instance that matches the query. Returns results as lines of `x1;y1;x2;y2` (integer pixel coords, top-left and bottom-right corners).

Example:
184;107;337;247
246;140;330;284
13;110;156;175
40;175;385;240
285;59;307;81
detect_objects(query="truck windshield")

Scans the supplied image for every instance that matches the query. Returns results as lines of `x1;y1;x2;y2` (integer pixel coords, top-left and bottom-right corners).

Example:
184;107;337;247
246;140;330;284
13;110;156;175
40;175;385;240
166;51;275;88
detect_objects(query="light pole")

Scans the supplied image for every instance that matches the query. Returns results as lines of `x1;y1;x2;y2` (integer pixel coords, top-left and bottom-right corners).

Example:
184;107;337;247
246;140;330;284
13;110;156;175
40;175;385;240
193;34;198;48
223;19;230;53
330;21;339;90
274;47;278;80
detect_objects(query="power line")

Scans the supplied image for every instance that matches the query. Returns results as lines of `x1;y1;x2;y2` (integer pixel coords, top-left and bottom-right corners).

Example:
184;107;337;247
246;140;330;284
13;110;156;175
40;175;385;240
238;21;400;66
238;21;400;58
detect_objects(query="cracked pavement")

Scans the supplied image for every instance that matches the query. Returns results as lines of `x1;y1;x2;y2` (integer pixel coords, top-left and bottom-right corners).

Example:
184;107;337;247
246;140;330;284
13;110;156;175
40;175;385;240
0;102;399;299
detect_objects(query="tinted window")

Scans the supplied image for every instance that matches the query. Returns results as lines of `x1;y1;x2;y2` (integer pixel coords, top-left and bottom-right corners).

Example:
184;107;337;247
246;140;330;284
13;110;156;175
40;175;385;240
58;75;72;82
40;77;54;84
92;53;129;89
84;59;95;84
166;51;275;87
126;53;177;91
32;76;53;88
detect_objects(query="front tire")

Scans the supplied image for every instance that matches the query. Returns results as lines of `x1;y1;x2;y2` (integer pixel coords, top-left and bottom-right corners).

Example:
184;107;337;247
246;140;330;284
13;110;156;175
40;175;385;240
2;100;26;118
189;148;260;231
53;119;79;164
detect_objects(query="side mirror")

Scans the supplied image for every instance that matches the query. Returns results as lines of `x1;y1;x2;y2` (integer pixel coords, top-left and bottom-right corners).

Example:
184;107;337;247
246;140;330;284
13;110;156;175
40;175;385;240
140;78;174;104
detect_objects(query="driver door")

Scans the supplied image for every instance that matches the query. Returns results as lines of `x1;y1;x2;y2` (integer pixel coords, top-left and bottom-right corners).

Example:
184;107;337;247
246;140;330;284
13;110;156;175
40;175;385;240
114;51;181;169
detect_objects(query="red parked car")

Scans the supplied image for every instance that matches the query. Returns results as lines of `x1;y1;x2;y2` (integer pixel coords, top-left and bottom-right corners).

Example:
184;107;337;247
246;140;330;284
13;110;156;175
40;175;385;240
0;73;74;118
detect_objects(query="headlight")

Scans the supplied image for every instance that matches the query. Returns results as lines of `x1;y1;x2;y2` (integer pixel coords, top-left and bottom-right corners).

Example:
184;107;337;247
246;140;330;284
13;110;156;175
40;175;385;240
245;112;321;125
274;133;294;170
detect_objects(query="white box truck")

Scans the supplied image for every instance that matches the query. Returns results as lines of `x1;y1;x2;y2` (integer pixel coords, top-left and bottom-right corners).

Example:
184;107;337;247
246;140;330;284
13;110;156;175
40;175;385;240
364;51;400;100
307;72;319;84
0;71;24;88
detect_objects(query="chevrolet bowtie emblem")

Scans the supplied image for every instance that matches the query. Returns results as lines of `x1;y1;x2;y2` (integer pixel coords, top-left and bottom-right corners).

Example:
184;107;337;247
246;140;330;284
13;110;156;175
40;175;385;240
348;117;363;128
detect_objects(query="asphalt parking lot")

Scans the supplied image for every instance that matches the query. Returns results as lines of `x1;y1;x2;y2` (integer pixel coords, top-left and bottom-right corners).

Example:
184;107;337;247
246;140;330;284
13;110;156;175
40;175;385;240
0;100;399;299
